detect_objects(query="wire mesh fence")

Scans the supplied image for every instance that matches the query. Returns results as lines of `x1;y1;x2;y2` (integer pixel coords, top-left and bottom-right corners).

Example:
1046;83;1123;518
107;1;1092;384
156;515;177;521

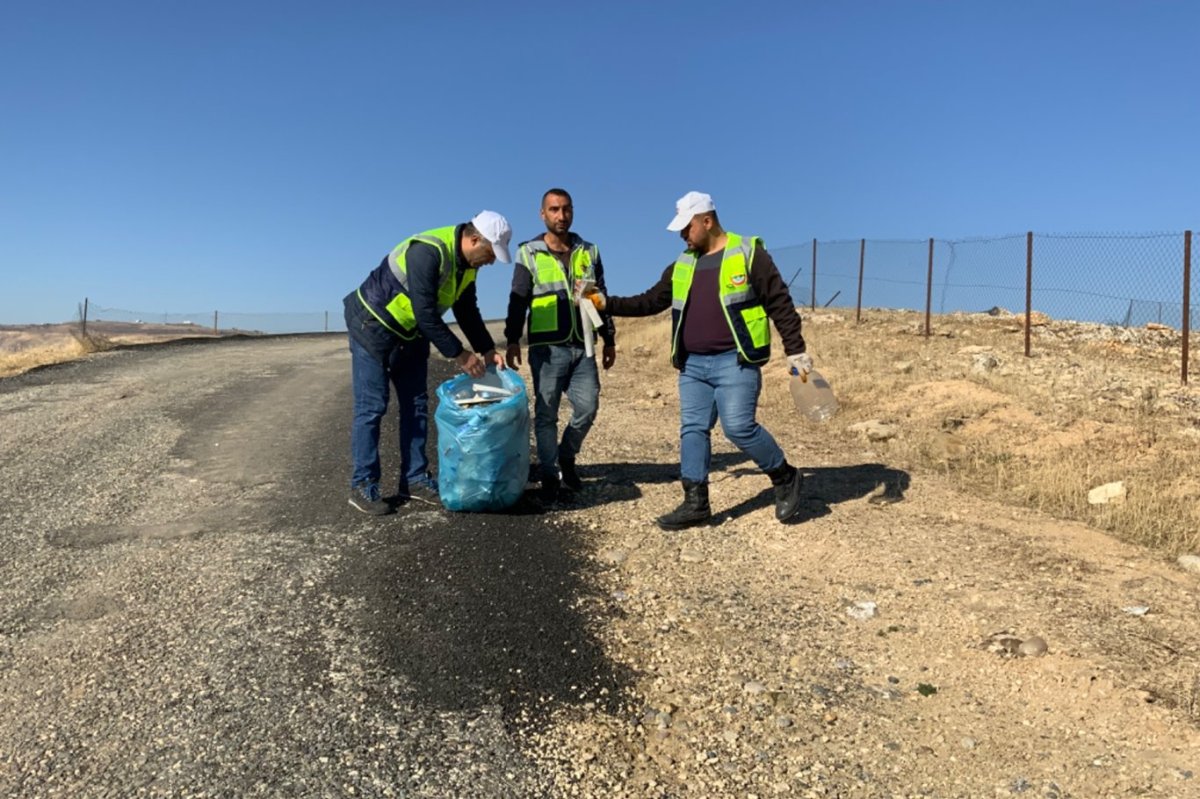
84;305;346;335
77;229;1196;380
772;230;1195;382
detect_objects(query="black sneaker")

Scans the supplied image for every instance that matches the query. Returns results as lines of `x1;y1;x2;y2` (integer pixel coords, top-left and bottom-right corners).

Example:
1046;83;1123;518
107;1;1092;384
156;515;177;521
559;459;583;492
349;483;392;516
398;478;441;507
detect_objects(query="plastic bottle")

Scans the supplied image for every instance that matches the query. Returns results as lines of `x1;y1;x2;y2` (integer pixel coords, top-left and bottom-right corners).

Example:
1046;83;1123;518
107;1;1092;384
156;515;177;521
789;367;839;422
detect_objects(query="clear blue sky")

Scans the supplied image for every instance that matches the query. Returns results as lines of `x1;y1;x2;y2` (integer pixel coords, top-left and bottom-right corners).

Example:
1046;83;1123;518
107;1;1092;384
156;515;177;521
3;1;1197;325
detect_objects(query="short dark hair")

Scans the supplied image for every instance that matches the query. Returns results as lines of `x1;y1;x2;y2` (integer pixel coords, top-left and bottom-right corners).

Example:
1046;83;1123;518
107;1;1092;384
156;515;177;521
462;221;479;238
541;188;572;207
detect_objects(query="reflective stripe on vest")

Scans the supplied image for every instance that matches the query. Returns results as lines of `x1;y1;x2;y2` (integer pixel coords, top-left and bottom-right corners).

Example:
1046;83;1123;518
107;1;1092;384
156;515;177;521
520;238;599;345
359;226;476;339
669;232;771;366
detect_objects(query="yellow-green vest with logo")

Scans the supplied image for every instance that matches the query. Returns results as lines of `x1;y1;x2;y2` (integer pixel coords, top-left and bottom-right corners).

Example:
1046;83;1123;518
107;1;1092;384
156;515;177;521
356;226;477;339
518;236;600;346
670;233;770;369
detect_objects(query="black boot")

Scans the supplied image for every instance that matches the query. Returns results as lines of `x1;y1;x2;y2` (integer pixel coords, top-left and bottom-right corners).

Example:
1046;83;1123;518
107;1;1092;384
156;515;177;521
559;458;583;491
767;462;804;521
656;480;712;531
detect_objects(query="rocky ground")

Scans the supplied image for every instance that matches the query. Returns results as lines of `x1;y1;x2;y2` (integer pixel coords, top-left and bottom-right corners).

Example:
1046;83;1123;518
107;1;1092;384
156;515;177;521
1;310;1198;798
513;308;1200;798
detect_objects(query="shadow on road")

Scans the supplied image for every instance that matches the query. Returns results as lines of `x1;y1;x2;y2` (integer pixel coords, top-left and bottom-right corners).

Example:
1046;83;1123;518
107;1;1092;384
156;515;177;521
338;362;635;729
558;458;911;526
346;508;634;727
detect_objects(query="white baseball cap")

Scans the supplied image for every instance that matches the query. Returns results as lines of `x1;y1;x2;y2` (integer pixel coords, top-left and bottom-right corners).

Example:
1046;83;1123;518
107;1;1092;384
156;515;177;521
666;191;716;231
470;210;512;263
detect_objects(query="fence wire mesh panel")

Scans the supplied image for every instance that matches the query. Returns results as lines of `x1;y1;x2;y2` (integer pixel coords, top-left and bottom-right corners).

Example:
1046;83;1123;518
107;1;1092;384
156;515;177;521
935;236;1029;316
1032;233;1185;327
89;306;343;334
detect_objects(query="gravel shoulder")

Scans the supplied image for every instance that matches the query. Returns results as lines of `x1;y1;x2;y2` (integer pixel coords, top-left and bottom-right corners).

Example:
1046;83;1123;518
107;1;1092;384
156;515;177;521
1;329;1198;798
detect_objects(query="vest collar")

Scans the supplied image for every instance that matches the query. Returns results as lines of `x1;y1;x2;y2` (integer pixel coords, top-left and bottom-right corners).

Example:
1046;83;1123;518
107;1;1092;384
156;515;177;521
523;232;584;254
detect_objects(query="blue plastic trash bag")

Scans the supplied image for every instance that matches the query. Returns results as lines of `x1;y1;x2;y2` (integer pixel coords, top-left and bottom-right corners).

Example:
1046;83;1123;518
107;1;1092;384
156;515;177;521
434;366;530;512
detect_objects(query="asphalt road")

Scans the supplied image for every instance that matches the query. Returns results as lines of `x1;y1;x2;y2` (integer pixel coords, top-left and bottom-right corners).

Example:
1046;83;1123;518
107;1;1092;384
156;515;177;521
0;334;628;798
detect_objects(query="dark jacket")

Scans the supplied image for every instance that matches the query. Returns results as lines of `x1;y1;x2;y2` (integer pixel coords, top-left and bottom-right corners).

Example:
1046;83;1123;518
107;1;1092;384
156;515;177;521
344;224;495;363
606;244;805;368
503;233;616;348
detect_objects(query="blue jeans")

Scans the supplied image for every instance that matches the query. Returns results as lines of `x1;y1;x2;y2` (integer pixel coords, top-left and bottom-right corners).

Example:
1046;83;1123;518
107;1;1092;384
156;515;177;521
528;344;600;479
678;350;785;483
349;335;431;489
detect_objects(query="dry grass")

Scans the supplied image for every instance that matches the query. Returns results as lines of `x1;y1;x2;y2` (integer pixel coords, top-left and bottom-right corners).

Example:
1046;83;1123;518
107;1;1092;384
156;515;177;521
612;306;1200;556
0;323;219;378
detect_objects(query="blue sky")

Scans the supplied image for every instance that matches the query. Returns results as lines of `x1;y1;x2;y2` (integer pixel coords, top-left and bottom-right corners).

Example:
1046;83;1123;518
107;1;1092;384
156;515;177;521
3;1;1197;326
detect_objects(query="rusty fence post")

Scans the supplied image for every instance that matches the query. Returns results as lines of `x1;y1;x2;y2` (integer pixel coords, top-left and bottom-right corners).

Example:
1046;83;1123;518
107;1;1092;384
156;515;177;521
856;238;865;323
810;238;817;311
1025;231;1033;358
924;238;933;337
1184;230;1192;385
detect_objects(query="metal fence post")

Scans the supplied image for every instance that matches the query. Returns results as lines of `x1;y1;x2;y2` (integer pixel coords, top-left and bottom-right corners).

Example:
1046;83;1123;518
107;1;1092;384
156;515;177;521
856;238;865;323
324;311;329;333
810;238;817;311
924;238;933;337
1184;230;1192;385
1025;231;1033;358
213;310;219;334
81;297;89;338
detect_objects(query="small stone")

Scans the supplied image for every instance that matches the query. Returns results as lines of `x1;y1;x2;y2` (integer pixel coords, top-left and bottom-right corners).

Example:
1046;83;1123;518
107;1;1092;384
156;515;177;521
679;549;704;563
960;737;977;749
743;681;768;695
846;601;878;620
598;548;628;566
1177;555;1200;575
1087;481;1126;505
1018;636;1048;657
774;716;793;729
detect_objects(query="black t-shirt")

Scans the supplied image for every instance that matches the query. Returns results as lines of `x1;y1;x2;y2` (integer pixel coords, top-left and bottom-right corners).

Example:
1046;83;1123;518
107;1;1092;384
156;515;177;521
681;251;735;354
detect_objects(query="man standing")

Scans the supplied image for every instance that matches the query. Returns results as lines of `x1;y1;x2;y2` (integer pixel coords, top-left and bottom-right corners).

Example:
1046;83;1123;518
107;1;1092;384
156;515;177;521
586;191;811;530
504;188;616;502
344;211;512;515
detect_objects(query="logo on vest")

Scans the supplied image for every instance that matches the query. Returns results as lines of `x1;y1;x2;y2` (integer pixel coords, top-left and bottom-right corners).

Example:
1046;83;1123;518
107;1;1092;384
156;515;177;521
730;274;747;287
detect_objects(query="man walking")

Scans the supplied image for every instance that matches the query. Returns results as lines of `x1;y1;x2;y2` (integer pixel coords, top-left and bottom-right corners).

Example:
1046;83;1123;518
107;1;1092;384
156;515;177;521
344;211;512;515
504;188;616;502
586;191;811;530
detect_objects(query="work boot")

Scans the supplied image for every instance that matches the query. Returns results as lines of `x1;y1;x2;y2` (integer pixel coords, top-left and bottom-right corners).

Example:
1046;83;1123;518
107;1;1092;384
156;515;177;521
540;472;560;504
559;458;583;492
656;480;711;531
768;462;804;521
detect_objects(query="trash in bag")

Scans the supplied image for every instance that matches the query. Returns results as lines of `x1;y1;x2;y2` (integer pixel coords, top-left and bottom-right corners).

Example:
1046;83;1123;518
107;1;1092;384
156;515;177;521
434;366;530;512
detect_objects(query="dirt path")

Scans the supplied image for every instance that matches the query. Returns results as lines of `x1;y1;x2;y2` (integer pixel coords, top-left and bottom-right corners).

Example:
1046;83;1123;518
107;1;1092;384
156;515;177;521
0;332;1197;798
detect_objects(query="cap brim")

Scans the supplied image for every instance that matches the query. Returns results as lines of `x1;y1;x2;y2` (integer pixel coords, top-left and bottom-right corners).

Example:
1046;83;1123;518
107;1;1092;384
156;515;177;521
666;211;692;232
491;241;512;264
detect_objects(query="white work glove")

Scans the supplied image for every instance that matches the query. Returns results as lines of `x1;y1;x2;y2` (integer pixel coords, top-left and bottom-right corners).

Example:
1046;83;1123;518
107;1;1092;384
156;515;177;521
787;353;814;380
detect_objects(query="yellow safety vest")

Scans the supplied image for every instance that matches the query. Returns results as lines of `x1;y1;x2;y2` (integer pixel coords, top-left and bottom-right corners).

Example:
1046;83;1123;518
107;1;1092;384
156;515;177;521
357;226;477;339
518;236;600;346
669;232;771;368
